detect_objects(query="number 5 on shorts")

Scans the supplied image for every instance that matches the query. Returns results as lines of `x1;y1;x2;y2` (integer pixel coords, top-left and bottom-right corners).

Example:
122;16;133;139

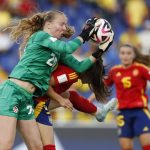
117;115;125;127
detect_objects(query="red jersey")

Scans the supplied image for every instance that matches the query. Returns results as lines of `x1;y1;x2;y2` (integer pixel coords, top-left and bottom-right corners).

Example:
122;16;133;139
35;65;78;102
52;65;78;94
105;62;150;109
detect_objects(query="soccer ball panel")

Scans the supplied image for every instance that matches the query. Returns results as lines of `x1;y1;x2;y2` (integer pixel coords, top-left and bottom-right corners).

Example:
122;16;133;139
90;18;113;44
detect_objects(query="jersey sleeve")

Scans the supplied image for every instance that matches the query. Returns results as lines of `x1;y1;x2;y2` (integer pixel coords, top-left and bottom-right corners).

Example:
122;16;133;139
52;66;69;85
52;66;78;86
53;71;67;86
32;31;82;54
140;65;150;80
104;69;114;86
59;54;94;73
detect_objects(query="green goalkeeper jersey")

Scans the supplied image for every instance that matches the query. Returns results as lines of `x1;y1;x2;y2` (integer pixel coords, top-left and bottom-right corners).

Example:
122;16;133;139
9;31;93;96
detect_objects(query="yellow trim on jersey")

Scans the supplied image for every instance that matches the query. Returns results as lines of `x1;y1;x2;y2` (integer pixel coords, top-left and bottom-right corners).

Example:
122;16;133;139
69;74;78;77
34;101;45;118
68;72;78;80
141;95;147;107
111;64;122;71
134;62;150;70
69;72;77;76
69;77;78;80
143;108;150;119
141;89;148;107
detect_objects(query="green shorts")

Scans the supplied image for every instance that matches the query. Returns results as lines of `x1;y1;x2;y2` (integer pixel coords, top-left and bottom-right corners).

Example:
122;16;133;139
0;80;34;120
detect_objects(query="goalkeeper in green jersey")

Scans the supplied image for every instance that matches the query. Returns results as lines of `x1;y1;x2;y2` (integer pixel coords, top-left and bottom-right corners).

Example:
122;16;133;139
0;10;111;149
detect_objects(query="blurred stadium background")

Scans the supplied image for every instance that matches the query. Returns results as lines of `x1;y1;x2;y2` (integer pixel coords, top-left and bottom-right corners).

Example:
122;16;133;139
0;0;150;149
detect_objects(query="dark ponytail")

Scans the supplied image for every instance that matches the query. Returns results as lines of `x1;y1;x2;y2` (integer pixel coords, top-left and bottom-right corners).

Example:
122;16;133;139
79;58;110;102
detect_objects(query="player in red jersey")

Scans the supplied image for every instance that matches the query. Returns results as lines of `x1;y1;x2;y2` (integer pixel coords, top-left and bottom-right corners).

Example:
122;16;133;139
34;62;117;150
104;44;150;150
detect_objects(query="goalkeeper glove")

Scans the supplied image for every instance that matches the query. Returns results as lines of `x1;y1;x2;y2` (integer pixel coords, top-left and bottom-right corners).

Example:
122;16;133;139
79;17;98;43
92;30;114;59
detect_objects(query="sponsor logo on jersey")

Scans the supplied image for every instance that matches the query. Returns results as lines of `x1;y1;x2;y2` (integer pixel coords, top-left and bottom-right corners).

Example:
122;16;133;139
133;69;139;76
13;106;19;113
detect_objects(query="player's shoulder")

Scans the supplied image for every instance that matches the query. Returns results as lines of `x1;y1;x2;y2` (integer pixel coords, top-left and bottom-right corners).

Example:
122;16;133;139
111;64;123;72
134;62;150;70
31;31;51;41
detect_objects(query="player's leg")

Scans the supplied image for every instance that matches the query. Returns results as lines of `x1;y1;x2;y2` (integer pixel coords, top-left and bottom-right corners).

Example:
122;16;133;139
16;84;43;150
119;138;133;150
139;133;150;150
135;109;150;150
68;90;97;113
34;100;56;150
17;119;43;150
0;80;20;149
38;123;56;150
0;116;17;150
48;91;117;122
48;90;117;121
68;90;117;121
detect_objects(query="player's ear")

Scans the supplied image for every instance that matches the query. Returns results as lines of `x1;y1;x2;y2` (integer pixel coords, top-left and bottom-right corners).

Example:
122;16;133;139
44;21;51;30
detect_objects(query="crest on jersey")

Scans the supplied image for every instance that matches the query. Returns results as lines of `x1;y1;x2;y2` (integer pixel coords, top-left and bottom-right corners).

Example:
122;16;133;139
13;106;19;113
133;69;139;76
116;72;121;77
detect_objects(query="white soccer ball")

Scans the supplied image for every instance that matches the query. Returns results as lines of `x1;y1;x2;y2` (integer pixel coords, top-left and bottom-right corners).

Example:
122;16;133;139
89;18;113;44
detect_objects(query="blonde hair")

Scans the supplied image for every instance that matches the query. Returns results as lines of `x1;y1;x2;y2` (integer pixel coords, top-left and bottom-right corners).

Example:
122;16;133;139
5;10;75;53
62;25;75;38
120;44;150;67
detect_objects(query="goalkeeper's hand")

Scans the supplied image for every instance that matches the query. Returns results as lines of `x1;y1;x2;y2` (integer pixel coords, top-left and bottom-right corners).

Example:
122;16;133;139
79;17;98;43
92;30;114;59
98;30;114;52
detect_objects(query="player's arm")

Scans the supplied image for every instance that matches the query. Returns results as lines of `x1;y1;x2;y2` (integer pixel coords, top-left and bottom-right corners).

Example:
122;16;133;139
32;17;105;54
103;69;114;86
59;54;96;73
32;18;97;54
32;31;82;54
88;93;96;102
46;86;73;111
140;65;150;80
59;31;114;73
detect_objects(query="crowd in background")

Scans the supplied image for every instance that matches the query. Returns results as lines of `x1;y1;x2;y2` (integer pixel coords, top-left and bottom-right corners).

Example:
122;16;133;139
0;0;150;124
